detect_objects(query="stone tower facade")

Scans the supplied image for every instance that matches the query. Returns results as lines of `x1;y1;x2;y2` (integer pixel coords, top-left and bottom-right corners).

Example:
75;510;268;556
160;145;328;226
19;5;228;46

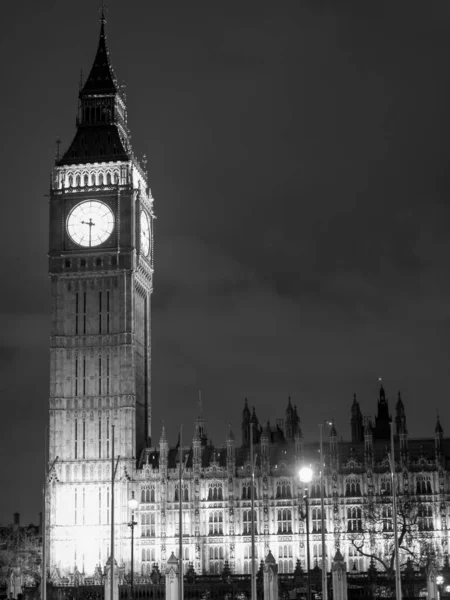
47;13;154;573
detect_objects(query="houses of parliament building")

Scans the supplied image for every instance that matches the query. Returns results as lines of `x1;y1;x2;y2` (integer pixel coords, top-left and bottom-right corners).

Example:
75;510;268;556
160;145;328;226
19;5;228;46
46;11;449;580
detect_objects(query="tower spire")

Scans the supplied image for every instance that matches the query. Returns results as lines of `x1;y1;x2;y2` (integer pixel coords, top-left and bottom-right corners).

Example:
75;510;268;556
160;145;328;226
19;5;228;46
82;9;117;96
100;0;107;25
58;7;131;166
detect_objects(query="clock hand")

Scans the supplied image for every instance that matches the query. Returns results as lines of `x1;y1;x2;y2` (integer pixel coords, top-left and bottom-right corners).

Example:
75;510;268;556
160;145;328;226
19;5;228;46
81;218;95;247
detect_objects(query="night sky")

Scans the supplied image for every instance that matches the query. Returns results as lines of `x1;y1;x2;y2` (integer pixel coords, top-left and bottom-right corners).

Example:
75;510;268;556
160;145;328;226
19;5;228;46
2;1;450;525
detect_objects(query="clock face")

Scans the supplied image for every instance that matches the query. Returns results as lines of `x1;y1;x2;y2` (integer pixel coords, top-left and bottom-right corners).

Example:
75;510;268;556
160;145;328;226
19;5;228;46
140;210;150;257
67;200;114;247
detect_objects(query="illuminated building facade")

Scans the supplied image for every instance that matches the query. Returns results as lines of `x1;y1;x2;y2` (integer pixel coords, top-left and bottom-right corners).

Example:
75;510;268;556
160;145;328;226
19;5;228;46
133;389;449;578
47;14;449;579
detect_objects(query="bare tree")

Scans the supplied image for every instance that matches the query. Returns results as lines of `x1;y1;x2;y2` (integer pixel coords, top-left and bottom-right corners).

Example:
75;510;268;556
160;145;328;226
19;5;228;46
346;494;438;577
0;524;41;587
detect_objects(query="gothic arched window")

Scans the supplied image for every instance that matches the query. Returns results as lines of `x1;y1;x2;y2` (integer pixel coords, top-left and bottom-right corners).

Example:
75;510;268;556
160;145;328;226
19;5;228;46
208;482;223;501
345;477;361;497
347;506;362;531
276;480;291;499
277;508;292;533
416;475;432;495
208;511;223;535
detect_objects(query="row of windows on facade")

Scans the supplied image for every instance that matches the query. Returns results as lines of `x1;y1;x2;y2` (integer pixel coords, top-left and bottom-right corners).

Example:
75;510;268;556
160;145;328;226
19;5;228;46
138;543;326;576
61;171;120;189
338;477;432;496
139;475;434;504
63;455;436;498
63;484;436;533
139;505;435;537
141;482;292;504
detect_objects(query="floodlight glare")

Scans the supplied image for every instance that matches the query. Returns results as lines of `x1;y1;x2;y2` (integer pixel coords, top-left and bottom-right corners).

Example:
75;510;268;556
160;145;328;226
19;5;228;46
299;466;313;483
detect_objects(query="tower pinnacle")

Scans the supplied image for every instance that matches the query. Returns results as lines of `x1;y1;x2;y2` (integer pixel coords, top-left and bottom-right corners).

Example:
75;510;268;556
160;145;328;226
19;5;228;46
82;14;117;96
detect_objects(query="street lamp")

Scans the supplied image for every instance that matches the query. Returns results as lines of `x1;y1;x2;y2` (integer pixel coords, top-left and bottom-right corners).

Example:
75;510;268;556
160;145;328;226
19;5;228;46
128;492;139;600
299;466;313;600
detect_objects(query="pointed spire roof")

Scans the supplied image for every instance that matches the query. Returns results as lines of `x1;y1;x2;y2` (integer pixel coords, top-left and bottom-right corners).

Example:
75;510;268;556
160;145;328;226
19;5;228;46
286;396;294;415
81;14;118;96
227;423;235;443
59;10;131;166
435;414;443;435
242;398;250;418
333;549;344;562
351;393;361;415
159;424;167;444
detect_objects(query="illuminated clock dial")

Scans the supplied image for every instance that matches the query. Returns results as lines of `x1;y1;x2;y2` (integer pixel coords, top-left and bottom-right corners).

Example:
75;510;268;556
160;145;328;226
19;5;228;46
140;210;151;257
67;200;114;247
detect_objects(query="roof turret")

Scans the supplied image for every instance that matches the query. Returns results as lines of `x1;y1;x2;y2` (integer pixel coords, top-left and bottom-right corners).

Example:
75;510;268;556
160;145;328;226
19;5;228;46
242;398;250;420
159;424;167;445
227;424;235;443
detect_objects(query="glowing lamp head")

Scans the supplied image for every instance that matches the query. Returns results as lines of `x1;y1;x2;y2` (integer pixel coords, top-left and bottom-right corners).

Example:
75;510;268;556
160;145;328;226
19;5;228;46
128;491;139;511
437;576;444;586
299;466;313;483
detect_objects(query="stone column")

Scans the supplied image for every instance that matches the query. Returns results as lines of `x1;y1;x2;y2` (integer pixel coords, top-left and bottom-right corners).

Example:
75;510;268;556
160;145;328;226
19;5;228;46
165;552;179;600
332;550;347;600
104;557;119;600
427;562;438;600
263;551;278;600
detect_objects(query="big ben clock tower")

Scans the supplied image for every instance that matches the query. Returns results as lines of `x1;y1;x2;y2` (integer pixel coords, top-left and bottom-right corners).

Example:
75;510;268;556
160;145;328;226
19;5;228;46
47;12;154;572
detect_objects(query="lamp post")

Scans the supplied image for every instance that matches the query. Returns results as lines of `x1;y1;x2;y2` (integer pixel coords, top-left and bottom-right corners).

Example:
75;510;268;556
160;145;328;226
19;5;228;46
128;492;139;600
437;575;444;600
300;466;313;600
319;421;332;600
389;421;402;600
